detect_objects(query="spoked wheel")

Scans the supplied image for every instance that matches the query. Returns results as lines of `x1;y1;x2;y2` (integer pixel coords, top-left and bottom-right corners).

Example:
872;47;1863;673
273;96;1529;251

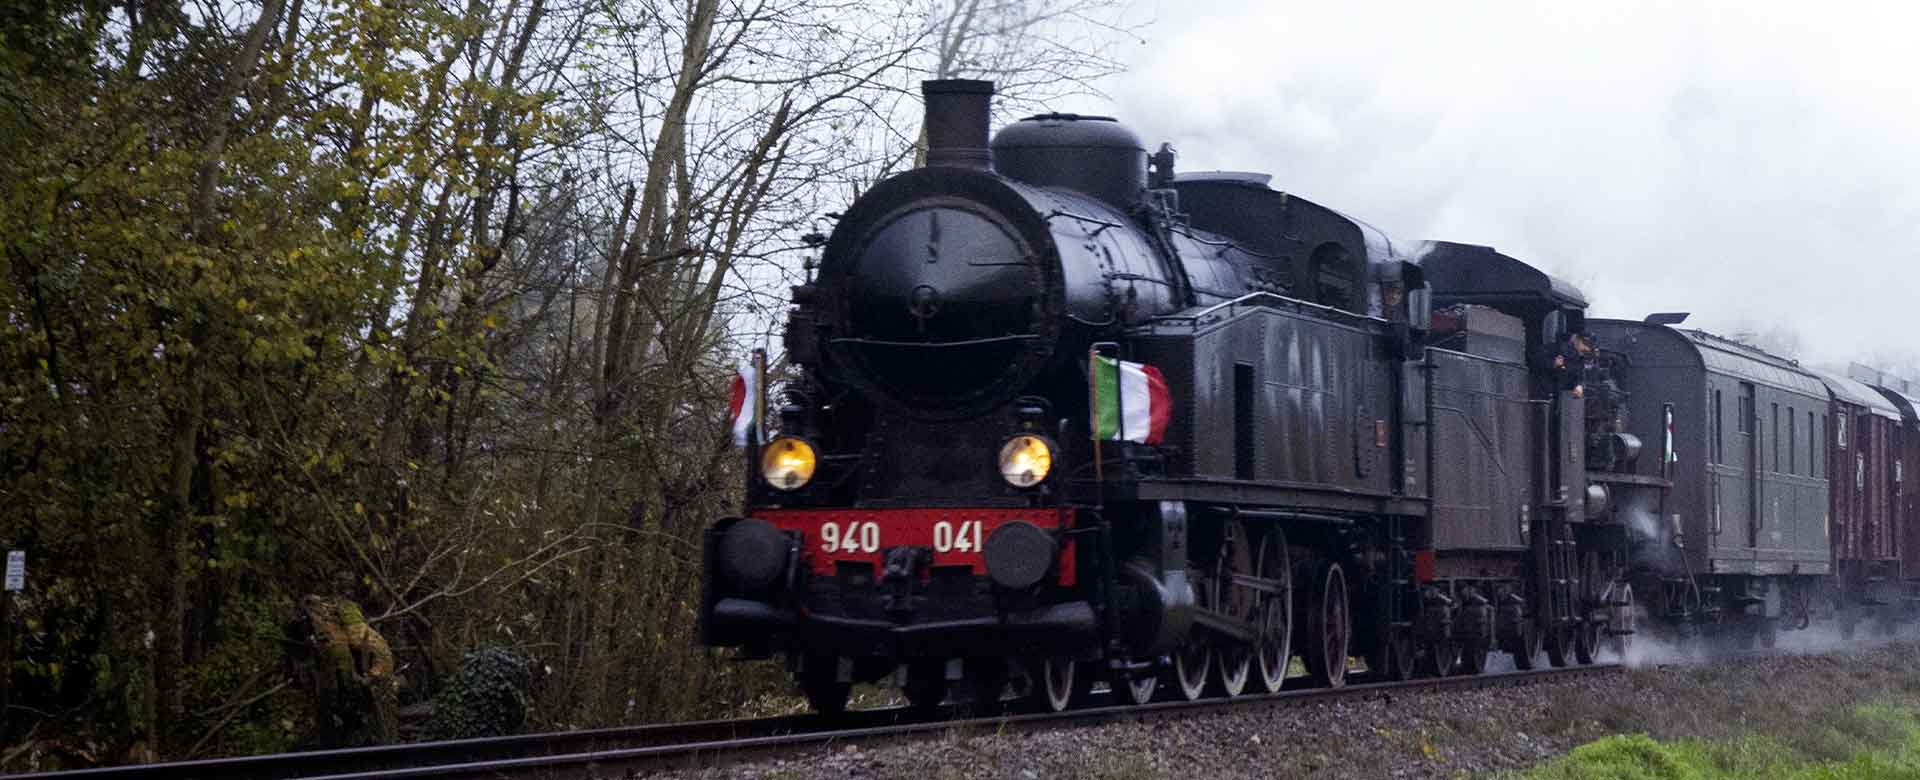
1116;664;1158;706
1212;522;1259;698
1172;628;1214;701
1574;614;1601;665
1383;630;1417;681
1302;561;1351;688
1252;531;1295;693
1605;584;1635;660
1544;623;1574;668
1173;556;1218;701
1024;657;1077;713
1214;644;1251;697
902;661;946;711
1507;618;1542;670
1458;640;1492;675
799;654;851;716
1420;639;1461;677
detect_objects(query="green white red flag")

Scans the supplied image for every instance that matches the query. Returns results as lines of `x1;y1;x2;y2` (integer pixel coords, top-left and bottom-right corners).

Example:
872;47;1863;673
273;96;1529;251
1093;355;1170;444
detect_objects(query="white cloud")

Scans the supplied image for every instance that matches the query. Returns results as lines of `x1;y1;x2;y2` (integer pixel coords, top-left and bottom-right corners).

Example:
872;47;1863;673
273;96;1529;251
1084;0;1920;367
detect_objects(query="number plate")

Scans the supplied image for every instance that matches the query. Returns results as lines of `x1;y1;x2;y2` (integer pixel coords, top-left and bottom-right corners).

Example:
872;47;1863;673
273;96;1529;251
754;507;1076;586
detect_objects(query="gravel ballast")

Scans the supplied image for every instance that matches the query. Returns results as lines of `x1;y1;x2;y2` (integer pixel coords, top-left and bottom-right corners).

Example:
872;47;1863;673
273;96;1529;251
642;641;1920;780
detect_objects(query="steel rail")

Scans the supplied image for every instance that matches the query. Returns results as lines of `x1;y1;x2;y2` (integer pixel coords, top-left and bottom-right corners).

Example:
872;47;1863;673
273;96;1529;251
0;707;926;780
7;664;1619;780
344;664;1625;779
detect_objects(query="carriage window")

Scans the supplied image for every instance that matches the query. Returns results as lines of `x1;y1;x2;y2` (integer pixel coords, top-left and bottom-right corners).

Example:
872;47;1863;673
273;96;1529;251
1837;413;1848;449
1712;390;1725;464
1738;394;1754;434
1788;408;1797;474
1814;414;1823;474
1771;403;1780;472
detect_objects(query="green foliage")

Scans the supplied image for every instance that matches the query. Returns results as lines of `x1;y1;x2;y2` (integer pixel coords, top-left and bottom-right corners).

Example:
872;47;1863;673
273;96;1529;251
0;0;753;764
426;648;531;740
1;0;1128;767
1515;705;1920;780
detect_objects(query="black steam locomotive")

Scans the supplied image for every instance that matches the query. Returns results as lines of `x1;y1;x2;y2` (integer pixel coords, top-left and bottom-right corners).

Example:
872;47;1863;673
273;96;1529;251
699;79;1881;714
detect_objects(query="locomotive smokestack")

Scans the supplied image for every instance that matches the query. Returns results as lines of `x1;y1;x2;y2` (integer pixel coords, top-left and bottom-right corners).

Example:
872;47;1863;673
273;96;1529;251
922;79;995;169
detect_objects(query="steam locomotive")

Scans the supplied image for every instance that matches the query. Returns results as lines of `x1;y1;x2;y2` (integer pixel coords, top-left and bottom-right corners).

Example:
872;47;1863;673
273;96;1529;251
698;79;1915;714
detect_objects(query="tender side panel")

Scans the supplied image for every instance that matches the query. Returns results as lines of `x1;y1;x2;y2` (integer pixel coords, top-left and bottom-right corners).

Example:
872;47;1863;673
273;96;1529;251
1135;302;1397;497
1427;348;1533;551
1400;359;1430;500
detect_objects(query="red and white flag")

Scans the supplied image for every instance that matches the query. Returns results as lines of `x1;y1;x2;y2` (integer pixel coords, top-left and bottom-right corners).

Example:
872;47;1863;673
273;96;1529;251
728;362;759;447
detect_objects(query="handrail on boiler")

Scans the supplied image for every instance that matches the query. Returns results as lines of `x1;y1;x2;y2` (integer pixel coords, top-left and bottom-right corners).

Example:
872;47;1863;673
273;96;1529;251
1148;291;1384;327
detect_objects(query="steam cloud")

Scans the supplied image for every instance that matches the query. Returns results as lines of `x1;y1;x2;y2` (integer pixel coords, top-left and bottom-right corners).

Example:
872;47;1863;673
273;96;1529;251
1100;1;1920;366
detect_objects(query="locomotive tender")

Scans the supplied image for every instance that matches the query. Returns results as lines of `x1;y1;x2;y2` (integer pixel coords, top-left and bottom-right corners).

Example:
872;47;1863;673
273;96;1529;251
700;79;1918;714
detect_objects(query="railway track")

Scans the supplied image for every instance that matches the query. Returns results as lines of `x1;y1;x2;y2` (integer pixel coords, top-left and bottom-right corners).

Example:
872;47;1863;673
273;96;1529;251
2;663;1621;780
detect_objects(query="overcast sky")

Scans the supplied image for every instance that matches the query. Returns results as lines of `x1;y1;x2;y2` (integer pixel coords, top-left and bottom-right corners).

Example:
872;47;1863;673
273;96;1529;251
1084;1;1920;371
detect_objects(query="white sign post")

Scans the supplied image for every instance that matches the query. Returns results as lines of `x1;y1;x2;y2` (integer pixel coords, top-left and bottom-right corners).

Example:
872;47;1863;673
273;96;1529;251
2;549;15;713
4;550;23;591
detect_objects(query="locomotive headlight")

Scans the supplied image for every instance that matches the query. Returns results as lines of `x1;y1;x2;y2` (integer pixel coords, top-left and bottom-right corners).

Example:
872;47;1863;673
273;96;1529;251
998;434;1054;488
760;436;817;491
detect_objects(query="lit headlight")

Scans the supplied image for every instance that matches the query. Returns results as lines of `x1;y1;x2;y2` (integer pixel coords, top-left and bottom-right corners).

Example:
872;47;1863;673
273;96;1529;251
998;434;1053;488
760;436;817;491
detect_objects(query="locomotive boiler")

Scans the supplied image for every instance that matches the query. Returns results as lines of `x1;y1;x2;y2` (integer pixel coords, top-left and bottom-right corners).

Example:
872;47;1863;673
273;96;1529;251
700;79;1635;714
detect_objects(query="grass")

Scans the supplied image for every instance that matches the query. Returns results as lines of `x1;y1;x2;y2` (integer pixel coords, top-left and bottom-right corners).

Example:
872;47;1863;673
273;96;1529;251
1510;703;1920;780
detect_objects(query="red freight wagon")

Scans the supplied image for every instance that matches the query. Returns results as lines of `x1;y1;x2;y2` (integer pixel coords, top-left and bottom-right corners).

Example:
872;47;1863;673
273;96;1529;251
1810;368;1903;631
1858;372;1920;604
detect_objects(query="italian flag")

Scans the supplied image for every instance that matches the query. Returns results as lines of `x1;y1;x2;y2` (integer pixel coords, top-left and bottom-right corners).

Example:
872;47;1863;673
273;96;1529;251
728;362;758;448
1093;355;1170;444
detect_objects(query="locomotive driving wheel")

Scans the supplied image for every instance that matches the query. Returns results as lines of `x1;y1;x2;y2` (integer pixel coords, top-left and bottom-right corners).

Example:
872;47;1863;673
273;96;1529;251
1302;560;1351;688
1252;530;1295;693
1172;567;1216;701
1212;521;1258;698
